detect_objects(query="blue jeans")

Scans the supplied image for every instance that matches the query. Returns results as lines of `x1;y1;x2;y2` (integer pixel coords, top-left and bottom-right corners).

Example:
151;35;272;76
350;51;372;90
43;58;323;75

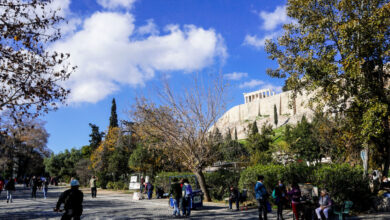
172;199;180;216
43;188;48;198
147;190;152;199
7;190;13;202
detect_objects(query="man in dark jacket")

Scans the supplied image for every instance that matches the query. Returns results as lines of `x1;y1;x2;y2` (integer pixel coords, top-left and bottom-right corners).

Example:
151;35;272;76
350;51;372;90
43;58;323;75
54;179;84;220
273;180;287;220
5;177;15;203
228;186;240;211
169;178;182;217
30;176;38;199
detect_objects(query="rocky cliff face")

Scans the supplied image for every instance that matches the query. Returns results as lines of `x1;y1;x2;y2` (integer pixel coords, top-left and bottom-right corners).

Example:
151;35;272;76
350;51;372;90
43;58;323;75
213;90;315;139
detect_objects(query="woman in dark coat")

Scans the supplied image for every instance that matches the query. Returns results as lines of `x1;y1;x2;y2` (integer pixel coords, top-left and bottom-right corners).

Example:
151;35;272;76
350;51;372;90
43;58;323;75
273;180;288;220
5;177;16;203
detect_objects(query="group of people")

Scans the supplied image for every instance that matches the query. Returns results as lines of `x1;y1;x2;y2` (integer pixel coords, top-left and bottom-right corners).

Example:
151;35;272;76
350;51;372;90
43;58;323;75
169;178;193;218
140;176;154;200
255;175;332;220
29;176;50;199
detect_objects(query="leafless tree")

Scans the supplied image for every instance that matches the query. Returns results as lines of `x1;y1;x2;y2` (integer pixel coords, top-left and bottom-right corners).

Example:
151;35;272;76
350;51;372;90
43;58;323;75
131;74;228;201
0;0;75;120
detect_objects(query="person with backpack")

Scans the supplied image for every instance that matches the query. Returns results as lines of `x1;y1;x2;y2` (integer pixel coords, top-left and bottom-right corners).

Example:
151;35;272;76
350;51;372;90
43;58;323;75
228;185;240;211
54;179;84;220
5;177;15;203
272;180;288;220
146;181;154;200
169;177;182;217
255;175;268;220
288;182;302;220
182;179;193;217
30;176;38;199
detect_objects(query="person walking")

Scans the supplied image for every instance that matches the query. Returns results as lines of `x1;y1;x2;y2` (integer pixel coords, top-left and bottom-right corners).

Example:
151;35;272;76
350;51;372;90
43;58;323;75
30;176;38;199
182;179;193;217
146;181;154;200
255;175;268;220
228;185;240;211
273;180;288;220
288;182;302;220
54;179;84;220
43;177;49;199
315;189;332;220
169;177;182;217
90;176;97;198
5;177;15;203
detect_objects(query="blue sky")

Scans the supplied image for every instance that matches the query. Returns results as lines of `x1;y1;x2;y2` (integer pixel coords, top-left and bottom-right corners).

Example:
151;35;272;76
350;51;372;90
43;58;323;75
43;0;291;153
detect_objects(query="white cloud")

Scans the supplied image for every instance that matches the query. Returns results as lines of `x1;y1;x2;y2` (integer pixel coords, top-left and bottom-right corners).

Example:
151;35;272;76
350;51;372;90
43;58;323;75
136;19;159;36
52;12;227;103
259;6;290;31
239;79;264;88
97;0;136;9
243;31;281;48
224;72;248;81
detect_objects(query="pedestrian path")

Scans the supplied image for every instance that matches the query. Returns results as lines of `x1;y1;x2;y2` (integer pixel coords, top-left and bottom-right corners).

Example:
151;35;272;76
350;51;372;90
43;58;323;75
0;185;389;219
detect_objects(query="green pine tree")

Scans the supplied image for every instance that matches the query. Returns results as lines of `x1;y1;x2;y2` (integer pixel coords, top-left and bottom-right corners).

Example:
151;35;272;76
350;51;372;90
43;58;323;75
234;127;238;141
274;104;278;126
251;121;259;135
89;123;104;150
109;98;119;128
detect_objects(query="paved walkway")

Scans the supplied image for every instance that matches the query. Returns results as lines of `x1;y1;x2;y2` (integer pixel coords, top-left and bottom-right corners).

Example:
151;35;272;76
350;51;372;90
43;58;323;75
0;185;389;219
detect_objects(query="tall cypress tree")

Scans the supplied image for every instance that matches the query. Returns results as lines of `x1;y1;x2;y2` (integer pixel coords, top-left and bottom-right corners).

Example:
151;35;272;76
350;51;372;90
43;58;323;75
109;98;118;128
234;127;238;141
251;121;259;135
274;104;278;126
89;123;104;150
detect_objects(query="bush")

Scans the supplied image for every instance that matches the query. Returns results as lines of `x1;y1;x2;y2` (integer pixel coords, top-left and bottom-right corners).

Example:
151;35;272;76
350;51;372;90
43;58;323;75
313;164;370;211
107;181;115;189
239;163;371;211
204;169;240;200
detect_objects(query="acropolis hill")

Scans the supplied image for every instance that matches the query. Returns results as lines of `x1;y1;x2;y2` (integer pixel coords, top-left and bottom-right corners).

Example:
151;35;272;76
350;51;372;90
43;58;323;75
214;88;314;139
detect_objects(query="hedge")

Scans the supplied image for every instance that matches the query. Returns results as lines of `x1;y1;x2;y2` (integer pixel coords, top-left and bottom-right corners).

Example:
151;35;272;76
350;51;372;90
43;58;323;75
239;163;371;211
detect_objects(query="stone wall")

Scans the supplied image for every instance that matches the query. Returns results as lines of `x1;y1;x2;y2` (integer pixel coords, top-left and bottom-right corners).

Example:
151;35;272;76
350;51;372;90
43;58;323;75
214;90;315;139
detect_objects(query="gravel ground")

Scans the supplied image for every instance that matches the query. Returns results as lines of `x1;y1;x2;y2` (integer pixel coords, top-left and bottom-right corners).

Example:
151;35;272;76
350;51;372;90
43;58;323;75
0;185;389;220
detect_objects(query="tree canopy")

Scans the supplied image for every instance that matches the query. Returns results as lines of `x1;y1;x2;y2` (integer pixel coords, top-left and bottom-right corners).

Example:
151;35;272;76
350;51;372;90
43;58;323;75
266;0;390;174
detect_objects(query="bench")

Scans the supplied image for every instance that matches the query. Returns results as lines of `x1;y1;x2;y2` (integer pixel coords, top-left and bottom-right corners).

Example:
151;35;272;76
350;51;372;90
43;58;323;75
333;201;353;220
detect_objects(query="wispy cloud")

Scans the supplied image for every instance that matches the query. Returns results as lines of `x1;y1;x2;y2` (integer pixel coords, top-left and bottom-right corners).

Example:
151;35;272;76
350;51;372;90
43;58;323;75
259;6;291;31
239;79;264;88
243;31;282;48
97;0;137;10
224;72;248;81
244;5;291;49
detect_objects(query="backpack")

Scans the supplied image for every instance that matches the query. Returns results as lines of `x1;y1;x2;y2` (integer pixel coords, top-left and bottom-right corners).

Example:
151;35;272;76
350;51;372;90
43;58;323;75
185;184;192;197
272;189;276;199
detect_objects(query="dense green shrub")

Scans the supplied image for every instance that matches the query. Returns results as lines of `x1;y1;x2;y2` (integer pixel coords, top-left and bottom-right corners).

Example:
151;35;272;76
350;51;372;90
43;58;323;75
107;181;115;189
313;164;370;211
239;163;371;211
204;169;240;200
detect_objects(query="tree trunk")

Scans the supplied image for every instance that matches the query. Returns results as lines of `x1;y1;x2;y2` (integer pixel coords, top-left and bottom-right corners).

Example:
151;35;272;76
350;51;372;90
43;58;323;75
383;118;390;177
194;169;211;202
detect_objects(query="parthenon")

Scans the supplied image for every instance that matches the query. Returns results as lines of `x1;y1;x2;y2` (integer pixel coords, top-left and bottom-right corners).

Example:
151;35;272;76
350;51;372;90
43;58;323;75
243;88;275;104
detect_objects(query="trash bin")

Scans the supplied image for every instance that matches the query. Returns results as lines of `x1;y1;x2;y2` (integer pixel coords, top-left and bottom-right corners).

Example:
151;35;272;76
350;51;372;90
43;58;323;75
191;190;203;209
